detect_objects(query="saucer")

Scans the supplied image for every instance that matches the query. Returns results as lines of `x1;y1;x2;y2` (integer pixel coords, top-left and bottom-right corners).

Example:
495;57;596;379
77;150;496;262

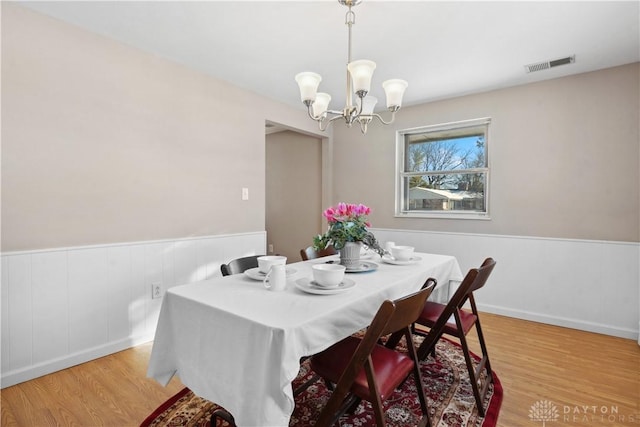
295;277;356;295
345;261;379;273
381;255;422;266
244;267;297;281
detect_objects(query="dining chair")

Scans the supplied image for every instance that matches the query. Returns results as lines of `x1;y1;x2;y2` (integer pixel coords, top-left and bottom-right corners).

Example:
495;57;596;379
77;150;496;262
299;245;337;261
414;257;496;417
220;255;265;276
308;283;436;427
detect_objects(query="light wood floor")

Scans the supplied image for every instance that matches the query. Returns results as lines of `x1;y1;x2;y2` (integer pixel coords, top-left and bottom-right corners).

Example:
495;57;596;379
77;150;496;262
2;313;639;427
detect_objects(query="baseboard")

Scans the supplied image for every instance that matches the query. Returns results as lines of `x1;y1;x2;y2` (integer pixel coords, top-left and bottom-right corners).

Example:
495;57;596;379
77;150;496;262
477;303;638;341
1;335;154;388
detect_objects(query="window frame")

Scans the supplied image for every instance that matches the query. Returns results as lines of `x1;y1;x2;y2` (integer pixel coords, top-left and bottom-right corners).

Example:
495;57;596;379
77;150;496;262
394;117;491;220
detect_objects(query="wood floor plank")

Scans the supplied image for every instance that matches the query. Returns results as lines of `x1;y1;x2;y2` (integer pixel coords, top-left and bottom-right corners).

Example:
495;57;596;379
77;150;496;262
1;314;638;426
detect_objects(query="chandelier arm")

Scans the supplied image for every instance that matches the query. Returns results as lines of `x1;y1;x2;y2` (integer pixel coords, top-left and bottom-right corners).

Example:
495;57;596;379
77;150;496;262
370;110;398;126
328;114;348;124
317;113;349;132
354;94;365;117
305;105;324;121
317;118;331;132
306;104;341;122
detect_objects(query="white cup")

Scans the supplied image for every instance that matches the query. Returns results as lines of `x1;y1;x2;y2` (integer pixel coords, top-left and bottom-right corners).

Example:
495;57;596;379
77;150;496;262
263;264;287;291
391;245;414;261
312;264;346;288
385;241;396;253
257;255;287;274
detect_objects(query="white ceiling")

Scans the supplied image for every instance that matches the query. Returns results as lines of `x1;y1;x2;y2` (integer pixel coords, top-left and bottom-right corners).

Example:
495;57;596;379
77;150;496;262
18;1;640;112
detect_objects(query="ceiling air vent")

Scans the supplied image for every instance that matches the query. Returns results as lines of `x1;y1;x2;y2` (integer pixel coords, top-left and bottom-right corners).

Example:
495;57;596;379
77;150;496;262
524;55;575;73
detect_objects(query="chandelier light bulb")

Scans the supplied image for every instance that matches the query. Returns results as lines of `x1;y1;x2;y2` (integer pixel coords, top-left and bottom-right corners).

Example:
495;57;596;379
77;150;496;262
347;60;376;96
358;95;378;116
382;79;408;109
295;72;322;103
312;93;332;118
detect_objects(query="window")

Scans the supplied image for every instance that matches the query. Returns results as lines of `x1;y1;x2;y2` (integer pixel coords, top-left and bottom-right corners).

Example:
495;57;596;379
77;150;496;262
395;118;490;219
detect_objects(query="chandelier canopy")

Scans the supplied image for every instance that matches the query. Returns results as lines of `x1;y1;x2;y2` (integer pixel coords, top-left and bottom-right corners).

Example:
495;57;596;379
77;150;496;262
295;0;408;134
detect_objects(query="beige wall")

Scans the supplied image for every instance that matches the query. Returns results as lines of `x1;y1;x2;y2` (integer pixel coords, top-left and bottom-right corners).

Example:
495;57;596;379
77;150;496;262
3;4;638;251
1;4;322;252
265;130;323;260
332;63;640;242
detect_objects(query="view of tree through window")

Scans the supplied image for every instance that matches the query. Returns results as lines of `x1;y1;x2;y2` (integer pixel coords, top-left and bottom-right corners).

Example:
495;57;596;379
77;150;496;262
396;118;490;217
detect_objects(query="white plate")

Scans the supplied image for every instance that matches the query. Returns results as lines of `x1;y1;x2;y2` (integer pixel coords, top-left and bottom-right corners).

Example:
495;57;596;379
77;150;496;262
381;255;422;266
244;267;297;281
295;277;356;295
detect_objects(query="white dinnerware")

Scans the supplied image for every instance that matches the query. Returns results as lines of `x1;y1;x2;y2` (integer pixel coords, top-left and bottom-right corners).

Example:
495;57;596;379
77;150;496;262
257;255;287;273
244;267;297;281
312;263;346;288
381;255;422;266
295;277;356;295
385;241;396;252
263;264;287;291
390;245;414;261
344;261;379;273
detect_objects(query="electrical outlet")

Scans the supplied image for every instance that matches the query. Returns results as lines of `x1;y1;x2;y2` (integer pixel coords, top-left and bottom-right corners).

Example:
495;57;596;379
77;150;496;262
242;187;249;200
268;244;274;253
151;283;163;299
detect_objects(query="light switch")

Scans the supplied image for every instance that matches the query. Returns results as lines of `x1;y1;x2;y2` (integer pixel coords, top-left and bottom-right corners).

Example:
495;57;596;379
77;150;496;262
242;187;249;200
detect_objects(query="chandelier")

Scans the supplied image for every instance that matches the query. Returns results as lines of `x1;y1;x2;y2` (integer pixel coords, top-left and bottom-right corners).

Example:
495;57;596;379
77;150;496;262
295;0;408;135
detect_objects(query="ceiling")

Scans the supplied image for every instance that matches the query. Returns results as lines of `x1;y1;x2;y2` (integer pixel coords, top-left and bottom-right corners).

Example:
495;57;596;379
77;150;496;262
18;1;640;113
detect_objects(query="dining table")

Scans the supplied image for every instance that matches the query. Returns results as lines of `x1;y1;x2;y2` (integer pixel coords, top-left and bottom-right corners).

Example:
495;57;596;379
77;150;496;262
147;252;463;427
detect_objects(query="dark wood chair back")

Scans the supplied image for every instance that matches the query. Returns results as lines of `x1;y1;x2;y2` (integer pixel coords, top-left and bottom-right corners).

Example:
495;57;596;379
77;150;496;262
312;283;436;427
300;245;337;261
220;255;265;276
415;257;496;417
417;258;495;359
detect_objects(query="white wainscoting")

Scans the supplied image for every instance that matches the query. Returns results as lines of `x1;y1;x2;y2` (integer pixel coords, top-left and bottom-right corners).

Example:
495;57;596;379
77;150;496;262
1;232;266;388
372;228;640;341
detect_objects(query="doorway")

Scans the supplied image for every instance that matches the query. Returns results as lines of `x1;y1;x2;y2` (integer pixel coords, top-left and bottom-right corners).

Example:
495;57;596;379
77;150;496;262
265;126;324;261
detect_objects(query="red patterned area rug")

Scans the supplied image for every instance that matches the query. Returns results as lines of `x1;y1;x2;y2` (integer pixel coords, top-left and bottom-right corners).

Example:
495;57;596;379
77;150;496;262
141;337;502;427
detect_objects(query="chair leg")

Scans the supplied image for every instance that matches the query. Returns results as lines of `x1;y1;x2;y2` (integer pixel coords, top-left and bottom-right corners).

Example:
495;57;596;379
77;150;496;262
345;395;362;414
211;408;236;427
416;328;444;361
315;380;358;427
406;333;431;427
473;320;494;407
474;320;494;385
418;416;431;427
364;360;386;427
293;374;320;396
458;332;486;417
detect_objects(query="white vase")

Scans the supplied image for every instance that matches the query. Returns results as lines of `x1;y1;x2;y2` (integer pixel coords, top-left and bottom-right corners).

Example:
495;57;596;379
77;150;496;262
339;241;361;269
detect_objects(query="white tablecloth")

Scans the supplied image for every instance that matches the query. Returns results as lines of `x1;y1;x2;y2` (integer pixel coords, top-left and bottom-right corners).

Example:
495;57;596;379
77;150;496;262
147;253;462;427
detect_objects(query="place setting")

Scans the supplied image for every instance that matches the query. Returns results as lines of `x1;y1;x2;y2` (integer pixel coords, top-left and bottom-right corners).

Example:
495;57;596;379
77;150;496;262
381;244;422;265
244;255;297;281
295;264;356;295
